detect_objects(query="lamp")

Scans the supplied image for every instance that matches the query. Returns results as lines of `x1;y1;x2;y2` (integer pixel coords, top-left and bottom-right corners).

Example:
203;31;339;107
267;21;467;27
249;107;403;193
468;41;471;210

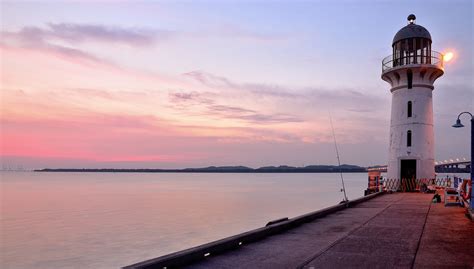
452;118;464;128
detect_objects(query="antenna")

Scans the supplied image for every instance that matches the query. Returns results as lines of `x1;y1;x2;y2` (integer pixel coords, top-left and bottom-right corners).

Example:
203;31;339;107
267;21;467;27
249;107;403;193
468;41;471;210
329;112;348;202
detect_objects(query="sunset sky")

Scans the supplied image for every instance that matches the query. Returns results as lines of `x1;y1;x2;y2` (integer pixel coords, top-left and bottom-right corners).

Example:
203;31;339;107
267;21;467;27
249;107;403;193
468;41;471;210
1;0;472;169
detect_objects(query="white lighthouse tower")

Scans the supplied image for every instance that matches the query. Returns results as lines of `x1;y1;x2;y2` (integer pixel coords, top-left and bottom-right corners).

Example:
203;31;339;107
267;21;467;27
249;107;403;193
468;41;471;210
382;15;444;184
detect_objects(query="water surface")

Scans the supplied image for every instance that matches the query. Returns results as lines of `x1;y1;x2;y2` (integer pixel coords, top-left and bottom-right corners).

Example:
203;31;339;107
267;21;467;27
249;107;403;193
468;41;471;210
0;172;411;268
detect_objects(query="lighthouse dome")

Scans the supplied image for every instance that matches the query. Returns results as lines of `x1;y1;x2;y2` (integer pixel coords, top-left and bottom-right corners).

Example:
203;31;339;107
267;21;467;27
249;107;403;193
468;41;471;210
392;14;432;45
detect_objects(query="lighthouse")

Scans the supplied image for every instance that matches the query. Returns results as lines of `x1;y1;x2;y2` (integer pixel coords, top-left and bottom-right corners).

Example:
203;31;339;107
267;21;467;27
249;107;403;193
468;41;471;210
382;15;444;184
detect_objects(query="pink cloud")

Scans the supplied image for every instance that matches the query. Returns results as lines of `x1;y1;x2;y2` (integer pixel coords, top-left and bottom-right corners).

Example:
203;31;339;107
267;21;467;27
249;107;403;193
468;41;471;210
0;33;392;169
1;114;202;163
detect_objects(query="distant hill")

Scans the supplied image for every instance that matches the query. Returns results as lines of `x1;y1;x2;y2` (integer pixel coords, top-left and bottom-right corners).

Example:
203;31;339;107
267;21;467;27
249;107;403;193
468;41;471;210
36;164;367;173
256;164;366;173
183;166;254;172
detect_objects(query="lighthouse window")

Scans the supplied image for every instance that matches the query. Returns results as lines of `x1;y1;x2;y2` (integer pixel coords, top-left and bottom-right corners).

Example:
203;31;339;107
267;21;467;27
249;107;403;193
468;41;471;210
407;70;413;89
407;101;412;117
407;130;412;147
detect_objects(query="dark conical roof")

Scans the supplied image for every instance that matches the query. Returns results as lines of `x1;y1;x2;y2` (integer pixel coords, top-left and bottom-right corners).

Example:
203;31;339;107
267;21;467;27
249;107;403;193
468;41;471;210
392;15;432;45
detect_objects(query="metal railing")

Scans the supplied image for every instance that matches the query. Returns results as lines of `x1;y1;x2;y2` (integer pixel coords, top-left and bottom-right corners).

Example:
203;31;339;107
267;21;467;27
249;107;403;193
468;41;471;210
382;178;457;192
382;50;443;72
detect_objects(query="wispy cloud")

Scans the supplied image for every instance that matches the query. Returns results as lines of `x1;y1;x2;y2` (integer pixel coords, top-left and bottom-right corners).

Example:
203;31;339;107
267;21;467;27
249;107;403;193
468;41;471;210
206;104;302;124
48;23;167;46
209;105;256;114
1;22;170;67
183;70;386;112
183;70;299;98
2;29;108;66
6;23;165;47
183;71;234;88
168;90;302;124
168;91;214;105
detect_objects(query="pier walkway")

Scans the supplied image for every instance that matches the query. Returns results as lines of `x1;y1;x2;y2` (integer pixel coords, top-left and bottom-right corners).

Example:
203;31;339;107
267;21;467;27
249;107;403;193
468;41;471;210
186;193;473;268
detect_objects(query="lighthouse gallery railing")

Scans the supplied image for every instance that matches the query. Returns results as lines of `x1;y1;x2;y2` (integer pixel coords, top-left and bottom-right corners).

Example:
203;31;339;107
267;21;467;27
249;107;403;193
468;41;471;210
382;50;444;72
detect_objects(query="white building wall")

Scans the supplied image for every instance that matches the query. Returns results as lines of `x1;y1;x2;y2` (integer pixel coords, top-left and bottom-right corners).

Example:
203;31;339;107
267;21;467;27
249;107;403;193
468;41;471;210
384;66;442;181
387;86;435;179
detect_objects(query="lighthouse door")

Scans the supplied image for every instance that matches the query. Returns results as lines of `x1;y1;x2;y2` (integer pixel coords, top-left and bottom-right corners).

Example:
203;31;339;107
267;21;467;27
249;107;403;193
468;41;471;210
400;159;417;191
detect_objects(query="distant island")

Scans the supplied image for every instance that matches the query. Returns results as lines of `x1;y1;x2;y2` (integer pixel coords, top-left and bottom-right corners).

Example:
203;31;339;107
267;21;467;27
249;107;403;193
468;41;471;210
35;164;368;173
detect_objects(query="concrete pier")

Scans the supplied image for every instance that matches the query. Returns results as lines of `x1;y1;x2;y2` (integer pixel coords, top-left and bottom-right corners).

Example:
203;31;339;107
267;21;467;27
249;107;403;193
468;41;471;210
125;193;473;268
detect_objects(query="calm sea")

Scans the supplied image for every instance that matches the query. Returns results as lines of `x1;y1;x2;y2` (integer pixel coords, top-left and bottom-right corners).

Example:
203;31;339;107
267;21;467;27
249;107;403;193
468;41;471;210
0;171;467;268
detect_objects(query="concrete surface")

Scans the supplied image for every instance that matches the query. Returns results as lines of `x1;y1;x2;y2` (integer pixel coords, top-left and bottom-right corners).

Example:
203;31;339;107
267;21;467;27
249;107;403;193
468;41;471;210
187;193;473;269
413;196;474;268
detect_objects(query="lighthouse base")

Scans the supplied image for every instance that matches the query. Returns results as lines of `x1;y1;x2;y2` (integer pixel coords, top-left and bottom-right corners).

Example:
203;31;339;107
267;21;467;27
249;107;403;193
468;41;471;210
387;158;435;182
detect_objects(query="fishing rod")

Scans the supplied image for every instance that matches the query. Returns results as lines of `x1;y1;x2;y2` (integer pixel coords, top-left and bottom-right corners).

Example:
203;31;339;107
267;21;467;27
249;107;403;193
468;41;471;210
329;113;348;203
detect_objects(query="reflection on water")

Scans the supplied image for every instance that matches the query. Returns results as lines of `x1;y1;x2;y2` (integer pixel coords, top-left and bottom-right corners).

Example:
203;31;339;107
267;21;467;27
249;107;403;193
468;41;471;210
1;172;368;268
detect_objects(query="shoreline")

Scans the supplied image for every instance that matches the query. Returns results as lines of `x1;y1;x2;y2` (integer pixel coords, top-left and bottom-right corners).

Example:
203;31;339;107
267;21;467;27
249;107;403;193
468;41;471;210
34;169;368;173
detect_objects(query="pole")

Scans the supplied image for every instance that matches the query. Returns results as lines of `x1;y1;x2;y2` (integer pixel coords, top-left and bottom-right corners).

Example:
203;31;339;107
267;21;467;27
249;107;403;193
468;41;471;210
453;112;473;215
470;118;473;211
